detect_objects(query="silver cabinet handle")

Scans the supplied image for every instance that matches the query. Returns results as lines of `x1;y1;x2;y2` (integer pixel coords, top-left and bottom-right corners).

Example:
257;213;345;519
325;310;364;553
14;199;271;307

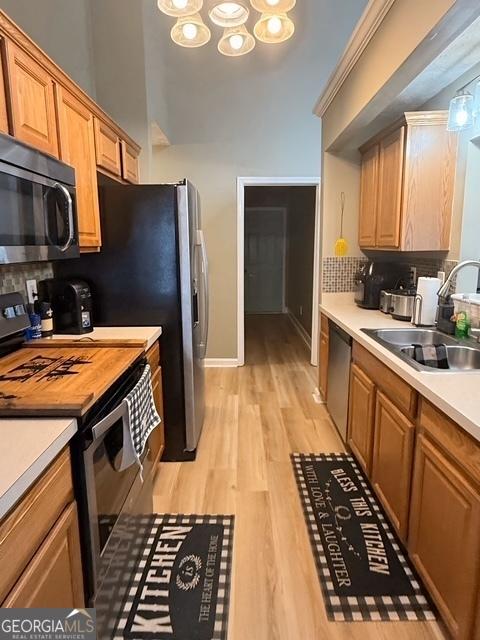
53;182;74;252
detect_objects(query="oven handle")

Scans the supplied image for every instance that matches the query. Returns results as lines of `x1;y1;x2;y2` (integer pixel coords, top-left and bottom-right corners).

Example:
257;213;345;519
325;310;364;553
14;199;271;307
92;400;128;442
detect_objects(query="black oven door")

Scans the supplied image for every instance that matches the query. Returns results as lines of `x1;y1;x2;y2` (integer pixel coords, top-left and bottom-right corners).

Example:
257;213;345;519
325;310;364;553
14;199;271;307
82;394;154;601
0;160;79;264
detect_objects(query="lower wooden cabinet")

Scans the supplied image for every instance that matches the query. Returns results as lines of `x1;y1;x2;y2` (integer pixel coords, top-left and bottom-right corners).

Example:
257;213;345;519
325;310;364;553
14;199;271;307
347;363;375;475
319;328;329;400
408;434;480;640
371;391;414;540
3;502;84;608
150;365;165;465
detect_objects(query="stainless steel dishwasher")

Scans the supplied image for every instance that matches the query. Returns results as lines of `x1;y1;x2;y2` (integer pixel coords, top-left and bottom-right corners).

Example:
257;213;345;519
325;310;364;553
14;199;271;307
326;322;352;442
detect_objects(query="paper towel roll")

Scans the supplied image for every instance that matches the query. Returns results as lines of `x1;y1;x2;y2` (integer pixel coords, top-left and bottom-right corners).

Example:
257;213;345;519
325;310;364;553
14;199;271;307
413;277;441;326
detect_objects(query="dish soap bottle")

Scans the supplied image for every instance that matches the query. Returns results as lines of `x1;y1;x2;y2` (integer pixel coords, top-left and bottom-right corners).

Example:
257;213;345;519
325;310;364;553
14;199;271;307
455;308;471;339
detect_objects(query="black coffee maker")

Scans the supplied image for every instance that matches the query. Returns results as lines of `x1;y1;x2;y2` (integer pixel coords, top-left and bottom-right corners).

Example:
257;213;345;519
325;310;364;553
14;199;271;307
38;278;94;334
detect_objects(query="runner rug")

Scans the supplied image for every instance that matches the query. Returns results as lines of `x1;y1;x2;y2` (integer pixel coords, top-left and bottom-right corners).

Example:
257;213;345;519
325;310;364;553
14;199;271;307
292;453;435;622
109;514;234;640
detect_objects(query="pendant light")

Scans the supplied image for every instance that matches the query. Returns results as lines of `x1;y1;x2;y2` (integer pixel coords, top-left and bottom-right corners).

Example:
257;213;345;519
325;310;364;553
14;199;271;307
250;0;296;12
447;91;475;132
171;13;211;47
208;1;249;27
254;12;295;43
218;25;255;56
158;0;203;17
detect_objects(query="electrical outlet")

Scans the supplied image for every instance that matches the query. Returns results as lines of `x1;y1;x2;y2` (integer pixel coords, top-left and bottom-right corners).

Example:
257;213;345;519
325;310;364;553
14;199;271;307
299;305;303;316
26;279;38;305
409;267;417;285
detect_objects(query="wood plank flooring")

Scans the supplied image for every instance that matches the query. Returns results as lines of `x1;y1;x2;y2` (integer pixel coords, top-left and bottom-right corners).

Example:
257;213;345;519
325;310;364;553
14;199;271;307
153;314;445;640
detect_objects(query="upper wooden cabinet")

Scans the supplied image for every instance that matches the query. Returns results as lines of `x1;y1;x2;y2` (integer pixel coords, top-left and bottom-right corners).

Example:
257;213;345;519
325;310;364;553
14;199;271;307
121;140;140;183
94;117;122;177
359;112;458;251
5;40;58;157
56;86;101;250
0;40;9;134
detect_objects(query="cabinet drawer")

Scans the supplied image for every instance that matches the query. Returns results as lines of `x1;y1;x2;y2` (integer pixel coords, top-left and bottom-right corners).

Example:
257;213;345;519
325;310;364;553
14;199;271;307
0;448;73;602
121;140;140;183
352;342;417;418
2;502;84;608
419;399;480;484
146;341;160;371
94;117;121;176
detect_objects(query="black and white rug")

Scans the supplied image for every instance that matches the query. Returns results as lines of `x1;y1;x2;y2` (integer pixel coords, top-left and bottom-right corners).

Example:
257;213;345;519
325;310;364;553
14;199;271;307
109;514;234;640
292;453;436;622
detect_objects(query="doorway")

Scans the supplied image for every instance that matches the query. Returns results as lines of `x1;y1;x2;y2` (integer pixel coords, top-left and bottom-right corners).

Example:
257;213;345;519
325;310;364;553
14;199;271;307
237;177;321;367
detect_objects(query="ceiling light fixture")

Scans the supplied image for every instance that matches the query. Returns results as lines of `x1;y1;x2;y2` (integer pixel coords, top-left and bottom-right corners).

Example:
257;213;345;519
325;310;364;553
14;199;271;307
250;0;296;12
171;13;211;47
254;12;294;43
208;1;249;27
158;0;203;17
447;91;474;132
218;25;255;56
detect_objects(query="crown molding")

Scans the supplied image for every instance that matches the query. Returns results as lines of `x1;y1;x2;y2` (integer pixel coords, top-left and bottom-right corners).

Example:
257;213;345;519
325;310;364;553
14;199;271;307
313;0;396;118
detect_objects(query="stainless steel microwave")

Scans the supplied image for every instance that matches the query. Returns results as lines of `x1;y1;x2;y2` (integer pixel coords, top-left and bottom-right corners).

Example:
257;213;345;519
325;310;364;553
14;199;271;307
0;133;79;264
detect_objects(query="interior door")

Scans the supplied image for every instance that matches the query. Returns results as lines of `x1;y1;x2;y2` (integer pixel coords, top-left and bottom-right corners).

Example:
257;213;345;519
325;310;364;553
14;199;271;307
245;208;285;314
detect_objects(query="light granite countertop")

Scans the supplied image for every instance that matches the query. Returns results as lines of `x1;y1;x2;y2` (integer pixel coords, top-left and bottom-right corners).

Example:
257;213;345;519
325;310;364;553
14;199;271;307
0;418;78;519
320;293;480;443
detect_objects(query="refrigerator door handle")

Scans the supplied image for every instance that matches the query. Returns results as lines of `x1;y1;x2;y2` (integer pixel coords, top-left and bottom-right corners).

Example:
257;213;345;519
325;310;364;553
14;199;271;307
196;229;209;356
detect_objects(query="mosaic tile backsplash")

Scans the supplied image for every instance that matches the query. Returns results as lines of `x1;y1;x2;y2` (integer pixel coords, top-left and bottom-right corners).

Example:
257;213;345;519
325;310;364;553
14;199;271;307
322;256;458;293
0;263;53;298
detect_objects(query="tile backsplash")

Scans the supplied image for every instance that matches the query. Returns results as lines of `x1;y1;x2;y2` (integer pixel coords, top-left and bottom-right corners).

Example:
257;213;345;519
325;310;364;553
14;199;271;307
322;256;458;293
0;263;53;298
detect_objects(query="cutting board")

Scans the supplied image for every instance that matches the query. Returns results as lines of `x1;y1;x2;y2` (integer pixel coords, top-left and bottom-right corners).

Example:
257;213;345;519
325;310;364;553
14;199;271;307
0;346;144;417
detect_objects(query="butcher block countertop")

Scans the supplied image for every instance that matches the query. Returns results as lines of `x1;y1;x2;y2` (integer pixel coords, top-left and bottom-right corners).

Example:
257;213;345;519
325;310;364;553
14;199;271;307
25;326;162;351
0;346;144;417
0;418;77;519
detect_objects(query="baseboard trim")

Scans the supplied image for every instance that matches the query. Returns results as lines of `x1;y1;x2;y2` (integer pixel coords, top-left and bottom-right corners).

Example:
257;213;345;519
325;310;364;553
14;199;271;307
286;309;312;350
204;358;240;368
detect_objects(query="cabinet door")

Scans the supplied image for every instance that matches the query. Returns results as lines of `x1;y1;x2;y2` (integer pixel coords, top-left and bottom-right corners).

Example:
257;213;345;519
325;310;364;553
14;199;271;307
3;503;84;608
319;330;329;401
56;86;101;250
149;366;165;466
6;41;58;157
121;140;140;183
347;364;376;476
94;117;121;176
358;144;379;247
0;40;9;134
408;435;480;640
371;391;414;540
376;126;405;248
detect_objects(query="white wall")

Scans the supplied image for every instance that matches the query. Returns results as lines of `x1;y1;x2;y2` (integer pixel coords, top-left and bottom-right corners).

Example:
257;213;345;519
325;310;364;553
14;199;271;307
0;0;96;97
150;0;367;358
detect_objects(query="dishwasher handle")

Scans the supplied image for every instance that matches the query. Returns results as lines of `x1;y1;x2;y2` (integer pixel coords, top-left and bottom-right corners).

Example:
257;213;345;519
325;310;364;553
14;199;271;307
329;322;352;346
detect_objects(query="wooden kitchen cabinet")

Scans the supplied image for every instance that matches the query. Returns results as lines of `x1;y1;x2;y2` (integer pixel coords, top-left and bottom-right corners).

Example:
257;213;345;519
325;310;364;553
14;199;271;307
408;434;480;640
3;503;84;608
371;391;414;540
0;448;84;608
0;39;9;133
121;140;140;183
376;126;405;248
359;111;457;251
146;340;165;467
94;117;122;177
347;363;375;475
318;314;329;400
5;40;58;157
55;85;102;250
358;143;379;247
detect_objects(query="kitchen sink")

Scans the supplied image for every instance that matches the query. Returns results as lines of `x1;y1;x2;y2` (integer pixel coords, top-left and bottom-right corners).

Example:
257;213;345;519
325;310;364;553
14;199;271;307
361;328;480;372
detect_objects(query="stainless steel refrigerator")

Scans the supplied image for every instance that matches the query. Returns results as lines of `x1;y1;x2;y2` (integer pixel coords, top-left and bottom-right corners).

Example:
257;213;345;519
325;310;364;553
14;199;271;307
55;180;208;461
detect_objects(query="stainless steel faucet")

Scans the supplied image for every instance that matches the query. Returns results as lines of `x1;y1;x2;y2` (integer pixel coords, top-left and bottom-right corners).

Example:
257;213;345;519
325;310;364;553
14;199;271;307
437;259;480;302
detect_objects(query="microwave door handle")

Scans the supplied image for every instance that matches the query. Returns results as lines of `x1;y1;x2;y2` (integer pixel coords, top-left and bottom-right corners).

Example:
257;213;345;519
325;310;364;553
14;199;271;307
53;182;74;252
91;400;128;441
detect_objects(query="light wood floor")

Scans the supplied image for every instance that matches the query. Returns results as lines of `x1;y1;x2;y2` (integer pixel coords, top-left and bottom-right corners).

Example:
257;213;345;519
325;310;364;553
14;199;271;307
153;314;445;640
